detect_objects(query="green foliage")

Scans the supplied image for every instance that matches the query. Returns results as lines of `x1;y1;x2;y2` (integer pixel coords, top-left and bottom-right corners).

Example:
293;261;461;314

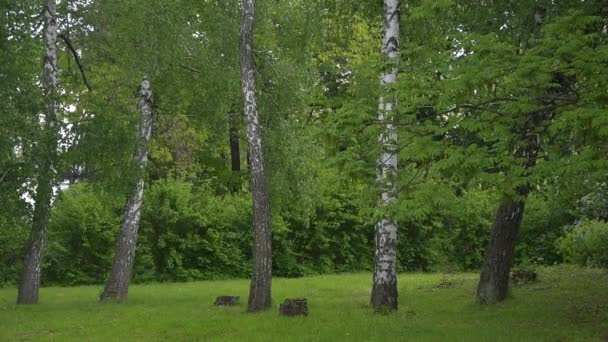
139;180;252;281
516;192;573;266
0;210;28;286
44;184;122;286
558;219;608;269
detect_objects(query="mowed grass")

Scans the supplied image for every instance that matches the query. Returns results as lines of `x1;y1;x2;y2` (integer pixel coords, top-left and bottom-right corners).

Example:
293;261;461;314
1;266;607;341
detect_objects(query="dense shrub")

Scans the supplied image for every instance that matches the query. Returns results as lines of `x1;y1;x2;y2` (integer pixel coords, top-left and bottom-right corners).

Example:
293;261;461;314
515;193;573;266
44;184;122;285
0;214;28;286
138;179;253;281
557;219;608;269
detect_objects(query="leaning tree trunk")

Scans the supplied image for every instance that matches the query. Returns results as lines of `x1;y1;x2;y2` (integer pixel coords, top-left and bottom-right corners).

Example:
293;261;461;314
240;0;273;312
477;6;551;305
476;194;527;304
371;0;400;311
100;77;153;302
17;0;59;305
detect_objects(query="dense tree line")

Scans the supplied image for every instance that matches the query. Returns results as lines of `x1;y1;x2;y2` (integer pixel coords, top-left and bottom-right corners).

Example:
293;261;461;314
0;0;606;311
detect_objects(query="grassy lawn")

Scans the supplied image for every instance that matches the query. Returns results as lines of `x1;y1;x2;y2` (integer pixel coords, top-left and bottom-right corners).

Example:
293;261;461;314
0;266;607;341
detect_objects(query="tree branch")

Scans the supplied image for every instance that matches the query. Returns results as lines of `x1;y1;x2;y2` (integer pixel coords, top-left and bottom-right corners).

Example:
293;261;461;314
58;33;92;91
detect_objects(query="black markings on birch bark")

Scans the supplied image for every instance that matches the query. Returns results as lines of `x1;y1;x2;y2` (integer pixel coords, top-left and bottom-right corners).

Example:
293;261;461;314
100;77;153;302
17;0;59;305
371;0;400;311
240;0;273;312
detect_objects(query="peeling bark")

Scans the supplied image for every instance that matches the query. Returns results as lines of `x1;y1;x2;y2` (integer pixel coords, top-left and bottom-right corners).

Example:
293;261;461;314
371;0;400;311
17;0;59;305
240;0;272;312
100;77;153;302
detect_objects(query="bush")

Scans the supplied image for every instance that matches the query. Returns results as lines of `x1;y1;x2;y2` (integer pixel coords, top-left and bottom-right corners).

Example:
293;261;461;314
138;179;252;282
44;184;122;286
0;214;29;286
557;219;608;269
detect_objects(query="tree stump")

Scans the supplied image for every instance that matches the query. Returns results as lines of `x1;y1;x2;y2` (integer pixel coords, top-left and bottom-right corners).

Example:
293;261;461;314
510;269;537;285
279;298;308;317
214;296;240;306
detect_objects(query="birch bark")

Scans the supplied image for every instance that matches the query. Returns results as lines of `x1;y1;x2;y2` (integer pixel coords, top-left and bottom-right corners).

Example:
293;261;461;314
17;0;59;305
240;0;273;312
371;0;400;311
100;77;153;302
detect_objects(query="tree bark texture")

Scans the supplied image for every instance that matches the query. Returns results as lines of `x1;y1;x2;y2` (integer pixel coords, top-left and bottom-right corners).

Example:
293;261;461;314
477;103;549;304
371;0;400;311
17;0;59;305
240;0;273;312
477;6;558;305
100;77;153;302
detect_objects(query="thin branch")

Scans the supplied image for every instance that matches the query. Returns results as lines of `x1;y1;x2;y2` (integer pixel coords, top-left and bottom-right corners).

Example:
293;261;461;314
58;33;92;91
0;170;8;185
176;64;202;74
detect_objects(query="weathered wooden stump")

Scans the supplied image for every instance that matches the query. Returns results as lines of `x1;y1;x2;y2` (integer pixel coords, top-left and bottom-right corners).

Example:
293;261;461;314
510;269;537;285
214;296;240;306
279;298;308;317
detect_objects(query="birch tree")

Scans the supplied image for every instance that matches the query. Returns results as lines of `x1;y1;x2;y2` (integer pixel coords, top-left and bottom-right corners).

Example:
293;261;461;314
371;0;400;311
240;0;273;312
100;77;153;302
17;0;59;305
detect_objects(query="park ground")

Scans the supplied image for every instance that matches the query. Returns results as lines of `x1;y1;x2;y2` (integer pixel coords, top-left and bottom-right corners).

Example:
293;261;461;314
0;265;607;341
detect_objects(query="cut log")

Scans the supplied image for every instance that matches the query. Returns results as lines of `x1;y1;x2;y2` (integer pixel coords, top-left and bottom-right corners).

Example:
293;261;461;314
510;269;537;285
279;298;308;317
214;296;240;306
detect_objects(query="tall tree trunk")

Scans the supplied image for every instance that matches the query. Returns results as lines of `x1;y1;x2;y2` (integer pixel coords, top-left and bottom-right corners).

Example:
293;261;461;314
477;5;549;305
17;0;59;305
477;107;547;304
100;77;153;302
240;0;272;312
371;0;400;311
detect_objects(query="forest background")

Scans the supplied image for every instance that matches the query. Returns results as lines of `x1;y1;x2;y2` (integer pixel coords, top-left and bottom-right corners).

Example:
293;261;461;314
1;0;607;288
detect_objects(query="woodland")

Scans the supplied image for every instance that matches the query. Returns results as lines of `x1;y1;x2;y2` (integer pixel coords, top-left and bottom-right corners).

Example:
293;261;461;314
1;0;608;338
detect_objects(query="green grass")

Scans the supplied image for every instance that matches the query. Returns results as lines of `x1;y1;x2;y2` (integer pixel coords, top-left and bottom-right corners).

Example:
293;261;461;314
1;266;607;341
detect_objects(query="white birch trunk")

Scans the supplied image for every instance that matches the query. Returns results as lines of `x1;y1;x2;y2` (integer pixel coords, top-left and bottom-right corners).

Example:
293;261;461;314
240;0;273;312
371;0;400;311
100;77;153;302
17;0;59;305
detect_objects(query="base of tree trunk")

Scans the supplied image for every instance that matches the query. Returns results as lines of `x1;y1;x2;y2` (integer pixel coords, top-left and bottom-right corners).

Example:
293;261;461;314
371;282;398;311
214;296;240;306
247;279;272;312
99;282;128;303
477;199;526;305
279;298;308;317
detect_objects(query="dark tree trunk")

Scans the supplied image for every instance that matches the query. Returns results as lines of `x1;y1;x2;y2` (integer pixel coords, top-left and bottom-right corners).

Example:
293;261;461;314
240;0;273;312
476;5;560;305
100;77;153;302
230;114;241;173
477;197;526;304
477;108;547;304
371;0;400;311
17;0;58;305
230;127;241;172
